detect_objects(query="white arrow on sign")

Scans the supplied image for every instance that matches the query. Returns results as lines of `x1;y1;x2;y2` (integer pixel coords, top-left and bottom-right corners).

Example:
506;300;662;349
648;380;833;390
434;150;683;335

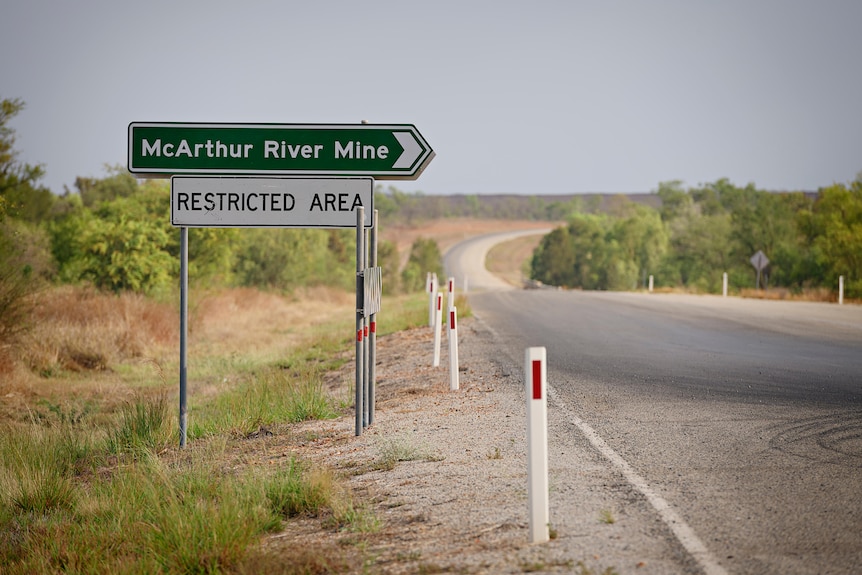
392;131;424;169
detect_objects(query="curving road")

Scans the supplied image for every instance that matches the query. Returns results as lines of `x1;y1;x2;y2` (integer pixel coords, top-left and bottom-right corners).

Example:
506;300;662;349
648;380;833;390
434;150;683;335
443;228;550;291
447;231;862;574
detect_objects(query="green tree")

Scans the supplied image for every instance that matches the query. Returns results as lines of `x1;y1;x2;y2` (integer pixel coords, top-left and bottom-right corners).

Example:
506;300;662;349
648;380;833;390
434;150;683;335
531;213;612;289
611;202;668;289
400;237;443;292
656;180;691;222
0;97;55;222
662;207;733;292
74;165;139;208
233;228;352;292
798;182;862;297
75;215;174;293
530;226;576;287
377;239;400;295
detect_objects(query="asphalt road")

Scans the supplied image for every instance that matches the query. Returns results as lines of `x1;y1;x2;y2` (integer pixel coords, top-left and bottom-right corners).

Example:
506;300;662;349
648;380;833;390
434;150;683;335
443;229;550;291
445;232;862;574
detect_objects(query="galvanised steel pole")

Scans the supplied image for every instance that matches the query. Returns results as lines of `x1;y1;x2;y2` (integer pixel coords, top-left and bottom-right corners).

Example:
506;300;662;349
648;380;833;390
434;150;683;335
179;227;188;447
355;207;365;436
369;209;378;425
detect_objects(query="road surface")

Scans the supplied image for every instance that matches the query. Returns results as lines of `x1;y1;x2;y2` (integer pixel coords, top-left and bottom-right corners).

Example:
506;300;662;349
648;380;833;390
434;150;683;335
446;231;862;574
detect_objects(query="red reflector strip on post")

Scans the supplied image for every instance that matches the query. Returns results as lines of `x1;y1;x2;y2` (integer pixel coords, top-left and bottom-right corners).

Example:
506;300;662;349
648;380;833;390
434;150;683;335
532;360;542;400
370;321;376;333
449;310;456;330
357;329;363;342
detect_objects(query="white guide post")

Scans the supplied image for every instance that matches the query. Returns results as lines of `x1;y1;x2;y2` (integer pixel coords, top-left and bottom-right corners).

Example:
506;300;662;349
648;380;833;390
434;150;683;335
723;272;728;297
432;292;443;367
426;273;434;327
839;275;844;305
428;274;437;329
648;275;654;293
525;347;549;544
447;276;455;310
448;306;460;391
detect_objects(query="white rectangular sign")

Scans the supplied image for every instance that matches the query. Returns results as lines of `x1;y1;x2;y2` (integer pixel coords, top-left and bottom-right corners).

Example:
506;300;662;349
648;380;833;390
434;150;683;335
170;176;373;228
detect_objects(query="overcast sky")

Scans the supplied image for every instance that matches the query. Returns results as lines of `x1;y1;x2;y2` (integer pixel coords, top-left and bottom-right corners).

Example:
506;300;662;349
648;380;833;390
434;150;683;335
2;0;860;196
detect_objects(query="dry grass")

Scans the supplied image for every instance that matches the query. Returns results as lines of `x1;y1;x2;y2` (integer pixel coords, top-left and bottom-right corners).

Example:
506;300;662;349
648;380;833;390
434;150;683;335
19;286;177;376
486;232;547;287
0;285;357;426
650;285;846;303
191;286;353;355
738;287;849;303
0;283;412;574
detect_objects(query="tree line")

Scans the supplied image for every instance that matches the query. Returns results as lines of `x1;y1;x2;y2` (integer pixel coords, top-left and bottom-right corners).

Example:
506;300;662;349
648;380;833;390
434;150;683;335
0;98;454;358
2;94;860;316
530;179;862;298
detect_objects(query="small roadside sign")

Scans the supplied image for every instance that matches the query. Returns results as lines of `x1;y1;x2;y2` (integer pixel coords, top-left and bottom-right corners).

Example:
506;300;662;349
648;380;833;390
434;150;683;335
750;250;770;290
170;176;373;228
750;250;769;271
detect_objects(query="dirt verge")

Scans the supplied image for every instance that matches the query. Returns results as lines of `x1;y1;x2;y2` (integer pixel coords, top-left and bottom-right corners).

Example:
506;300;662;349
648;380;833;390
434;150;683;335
246;315;693;574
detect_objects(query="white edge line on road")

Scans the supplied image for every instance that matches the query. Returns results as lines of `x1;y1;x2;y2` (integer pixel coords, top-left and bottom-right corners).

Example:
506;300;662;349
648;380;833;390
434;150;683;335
547;385;729;575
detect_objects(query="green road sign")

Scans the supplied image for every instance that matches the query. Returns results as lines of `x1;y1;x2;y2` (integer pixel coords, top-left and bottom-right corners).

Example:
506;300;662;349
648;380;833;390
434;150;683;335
128;122;434;180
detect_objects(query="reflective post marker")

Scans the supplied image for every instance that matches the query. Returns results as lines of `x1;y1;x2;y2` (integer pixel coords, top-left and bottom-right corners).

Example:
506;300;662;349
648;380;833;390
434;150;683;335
723;272;728;297
526;346;549;544
428;273;436;328
433;292;443;367
839;275;845;305
447;276;455;310
448;306;459;390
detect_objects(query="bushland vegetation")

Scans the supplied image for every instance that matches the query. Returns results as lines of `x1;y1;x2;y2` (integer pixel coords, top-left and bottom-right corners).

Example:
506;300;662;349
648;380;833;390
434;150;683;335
0;97;442;573
0;93;858;569
529;179;862;299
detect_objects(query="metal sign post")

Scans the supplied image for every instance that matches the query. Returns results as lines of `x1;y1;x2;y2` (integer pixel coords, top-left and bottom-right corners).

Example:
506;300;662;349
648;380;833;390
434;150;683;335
369;210;379;426
179;227;188;447
136;120;432;447
355;207;365;436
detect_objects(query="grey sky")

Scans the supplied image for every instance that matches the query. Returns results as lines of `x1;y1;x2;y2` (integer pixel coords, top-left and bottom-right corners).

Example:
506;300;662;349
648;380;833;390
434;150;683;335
2;0;860;196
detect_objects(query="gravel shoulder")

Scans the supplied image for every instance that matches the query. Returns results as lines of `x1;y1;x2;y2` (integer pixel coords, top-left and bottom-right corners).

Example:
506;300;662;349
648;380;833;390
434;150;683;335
256;314;698;574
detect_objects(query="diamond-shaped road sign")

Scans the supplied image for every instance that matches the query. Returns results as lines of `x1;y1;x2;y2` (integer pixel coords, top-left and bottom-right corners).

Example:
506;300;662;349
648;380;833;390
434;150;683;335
750;250;769;271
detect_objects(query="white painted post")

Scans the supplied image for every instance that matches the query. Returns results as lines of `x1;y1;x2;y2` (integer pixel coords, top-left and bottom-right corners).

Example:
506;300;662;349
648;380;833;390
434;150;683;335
447;276;455;310
839;275;844;305
648;275;654;293
525;347;549;544
448;307;460;391
428;273;436;328
433;292;443;367
722;272;728;297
